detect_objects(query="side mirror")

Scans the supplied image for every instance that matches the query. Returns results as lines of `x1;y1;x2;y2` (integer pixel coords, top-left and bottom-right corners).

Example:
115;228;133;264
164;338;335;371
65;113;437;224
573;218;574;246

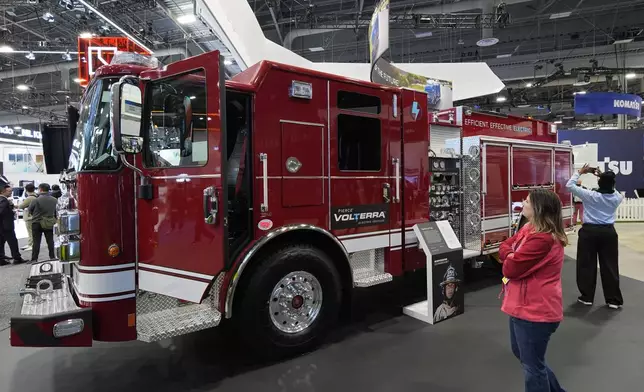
111;80;143;154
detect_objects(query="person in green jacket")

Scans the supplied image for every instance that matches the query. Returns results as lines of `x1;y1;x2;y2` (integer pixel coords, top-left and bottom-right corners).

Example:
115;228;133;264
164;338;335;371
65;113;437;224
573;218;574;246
18;183;37;251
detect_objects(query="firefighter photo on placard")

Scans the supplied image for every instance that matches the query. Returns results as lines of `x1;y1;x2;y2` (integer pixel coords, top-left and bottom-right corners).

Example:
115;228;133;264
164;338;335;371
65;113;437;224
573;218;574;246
433;264;463;323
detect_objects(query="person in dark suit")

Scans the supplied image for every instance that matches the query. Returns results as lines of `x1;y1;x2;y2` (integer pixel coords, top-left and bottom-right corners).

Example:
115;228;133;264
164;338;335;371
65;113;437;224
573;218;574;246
0;181;25;265
0;175;8;264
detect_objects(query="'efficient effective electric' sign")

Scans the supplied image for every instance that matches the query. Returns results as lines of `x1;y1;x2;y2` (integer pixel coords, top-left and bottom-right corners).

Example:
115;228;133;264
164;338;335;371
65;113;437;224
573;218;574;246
575;92;643;117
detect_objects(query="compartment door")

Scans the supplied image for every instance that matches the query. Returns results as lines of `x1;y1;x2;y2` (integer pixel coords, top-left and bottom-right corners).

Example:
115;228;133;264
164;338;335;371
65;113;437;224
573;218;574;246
555;149;574;226
482;144;511;248
281;121;324;207
511;146;554;188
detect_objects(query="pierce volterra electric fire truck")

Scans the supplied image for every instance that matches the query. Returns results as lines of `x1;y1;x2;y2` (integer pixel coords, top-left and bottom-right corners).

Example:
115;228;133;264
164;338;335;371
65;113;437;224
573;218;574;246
11;50;573;352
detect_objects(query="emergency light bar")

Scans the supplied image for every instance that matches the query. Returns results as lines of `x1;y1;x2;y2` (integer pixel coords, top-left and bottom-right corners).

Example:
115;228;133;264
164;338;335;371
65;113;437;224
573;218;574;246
110;52;160;69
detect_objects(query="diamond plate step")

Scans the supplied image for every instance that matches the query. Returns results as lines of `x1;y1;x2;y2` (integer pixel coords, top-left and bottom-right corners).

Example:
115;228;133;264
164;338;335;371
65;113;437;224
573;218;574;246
137;303;221;342
353;268;393;287
349;248;392;288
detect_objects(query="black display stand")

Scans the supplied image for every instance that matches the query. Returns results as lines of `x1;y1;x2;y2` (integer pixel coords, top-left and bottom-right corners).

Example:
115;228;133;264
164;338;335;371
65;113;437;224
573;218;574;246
403;221;465;324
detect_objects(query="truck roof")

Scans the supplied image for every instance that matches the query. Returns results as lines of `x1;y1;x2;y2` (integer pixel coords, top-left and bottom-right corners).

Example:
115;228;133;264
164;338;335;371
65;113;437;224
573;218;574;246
94;63;152;79
92;56;407;96
227;60;402;94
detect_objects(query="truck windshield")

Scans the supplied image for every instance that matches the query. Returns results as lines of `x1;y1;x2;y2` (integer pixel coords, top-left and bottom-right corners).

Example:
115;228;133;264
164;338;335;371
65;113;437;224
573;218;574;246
69;77;119;171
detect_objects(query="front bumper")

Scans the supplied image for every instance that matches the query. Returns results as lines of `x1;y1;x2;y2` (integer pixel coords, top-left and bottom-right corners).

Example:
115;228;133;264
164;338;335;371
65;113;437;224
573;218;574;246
10;261;93;347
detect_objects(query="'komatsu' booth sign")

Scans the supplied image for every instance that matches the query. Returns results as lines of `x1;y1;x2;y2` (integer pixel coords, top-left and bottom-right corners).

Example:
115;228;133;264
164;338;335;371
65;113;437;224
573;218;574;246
574;92;643;118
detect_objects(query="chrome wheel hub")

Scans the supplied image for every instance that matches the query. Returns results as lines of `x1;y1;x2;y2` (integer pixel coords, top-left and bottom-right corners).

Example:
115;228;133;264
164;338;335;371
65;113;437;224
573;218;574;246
269;271;323;334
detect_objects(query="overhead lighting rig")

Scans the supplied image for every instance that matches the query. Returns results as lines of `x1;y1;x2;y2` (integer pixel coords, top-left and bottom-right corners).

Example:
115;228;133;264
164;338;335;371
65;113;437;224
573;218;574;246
288;12;509;30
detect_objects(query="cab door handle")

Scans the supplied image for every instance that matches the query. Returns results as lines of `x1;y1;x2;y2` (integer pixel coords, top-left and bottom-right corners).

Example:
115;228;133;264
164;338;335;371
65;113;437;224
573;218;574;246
203;186;219;225
382;183;391;203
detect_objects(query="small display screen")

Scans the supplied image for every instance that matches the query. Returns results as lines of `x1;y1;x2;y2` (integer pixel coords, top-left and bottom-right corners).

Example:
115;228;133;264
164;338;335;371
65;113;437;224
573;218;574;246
421;227;443;245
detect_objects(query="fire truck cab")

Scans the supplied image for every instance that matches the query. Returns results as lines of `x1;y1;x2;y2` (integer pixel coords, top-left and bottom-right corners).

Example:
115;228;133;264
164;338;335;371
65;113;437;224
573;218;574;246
11;50;572;355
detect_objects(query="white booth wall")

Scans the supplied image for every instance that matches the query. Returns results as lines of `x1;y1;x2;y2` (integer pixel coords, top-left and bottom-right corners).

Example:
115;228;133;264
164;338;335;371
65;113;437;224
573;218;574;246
0;143;60;185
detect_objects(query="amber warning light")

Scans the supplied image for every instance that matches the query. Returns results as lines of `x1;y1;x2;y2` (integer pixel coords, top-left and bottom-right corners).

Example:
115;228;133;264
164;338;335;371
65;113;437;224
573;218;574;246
77;37;150;87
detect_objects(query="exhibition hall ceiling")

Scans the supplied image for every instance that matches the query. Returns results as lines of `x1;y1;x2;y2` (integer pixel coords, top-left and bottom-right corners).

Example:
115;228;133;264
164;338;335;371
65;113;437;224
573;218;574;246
1;0;643;126
255;0;644;125
0;0;237;125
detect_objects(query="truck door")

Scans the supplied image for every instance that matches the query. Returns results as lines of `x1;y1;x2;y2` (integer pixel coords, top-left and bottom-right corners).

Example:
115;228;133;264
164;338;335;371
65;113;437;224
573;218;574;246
329;83;394;285
136;51;227;303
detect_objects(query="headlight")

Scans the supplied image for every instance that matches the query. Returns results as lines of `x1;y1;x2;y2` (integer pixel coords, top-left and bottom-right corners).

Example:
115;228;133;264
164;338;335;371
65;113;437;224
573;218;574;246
56;210;80;235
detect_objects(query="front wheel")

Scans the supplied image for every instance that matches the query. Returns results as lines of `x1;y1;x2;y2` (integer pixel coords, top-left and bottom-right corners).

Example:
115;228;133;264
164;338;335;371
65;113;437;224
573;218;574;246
233;245;342;356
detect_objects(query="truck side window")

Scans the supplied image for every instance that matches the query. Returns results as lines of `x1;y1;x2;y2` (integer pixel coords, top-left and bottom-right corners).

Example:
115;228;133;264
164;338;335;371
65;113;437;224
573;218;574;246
144;70;208;168
337;91;381;115
337;114;381;171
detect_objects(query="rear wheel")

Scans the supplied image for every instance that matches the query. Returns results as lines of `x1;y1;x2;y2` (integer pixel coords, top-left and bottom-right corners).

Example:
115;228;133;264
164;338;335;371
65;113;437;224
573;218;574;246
234;245;342;356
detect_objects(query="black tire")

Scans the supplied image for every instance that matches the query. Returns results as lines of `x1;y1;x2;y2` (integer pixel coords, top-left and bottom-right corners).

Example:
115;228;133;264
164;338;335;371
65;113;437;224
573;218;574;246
233;244;342;356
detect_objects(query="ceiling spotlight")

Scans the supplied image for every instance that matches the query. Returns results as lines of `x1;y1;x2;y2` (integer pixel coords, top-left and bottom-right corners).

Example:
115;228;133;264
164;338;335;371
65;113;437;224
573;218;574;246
25;51;35;60
42;12;55;23
496;96;507;102
574;91;587;95
0;45;14;53
21;105;29;109
177;14;197;24
16;84;30;91
477;37;499;47
525;83;533;88
79;32;93;38
626;73;637;79
554;120;563;124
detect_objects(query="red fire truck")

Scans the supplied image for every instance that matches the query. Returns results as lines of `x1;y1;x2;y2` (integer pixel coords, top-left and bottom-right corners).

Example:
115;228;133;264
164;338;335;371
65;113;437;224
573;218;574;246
10;50;572;354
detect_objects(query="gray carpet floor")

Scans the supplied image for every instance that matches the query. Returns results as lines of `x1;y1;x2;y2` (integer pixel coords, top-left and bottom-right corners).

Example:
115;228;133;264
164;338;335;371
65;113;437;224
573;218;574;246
1;256;643;391
0;238;52;330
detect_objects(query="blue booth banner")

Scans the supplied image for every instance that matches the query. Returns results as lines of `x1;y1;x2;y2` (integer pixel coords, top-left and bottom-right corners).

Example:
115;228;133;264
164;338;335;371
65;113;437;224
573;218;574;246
574;92;642;117
558;129;644;198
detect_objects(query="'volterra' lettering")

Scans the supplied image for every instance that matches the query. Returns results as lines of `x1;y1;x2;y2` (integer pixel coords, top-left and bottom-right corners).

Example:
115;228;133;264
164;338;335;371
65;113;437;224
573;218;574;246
600;157;633;175
613;99;641;111
334;211;386;222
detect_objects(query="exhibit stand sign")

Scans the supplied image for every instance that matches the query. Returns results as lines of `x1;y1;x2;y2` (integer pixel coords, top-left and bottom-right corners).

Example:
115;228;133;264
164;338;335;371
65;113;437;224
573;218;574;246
403;221;465;324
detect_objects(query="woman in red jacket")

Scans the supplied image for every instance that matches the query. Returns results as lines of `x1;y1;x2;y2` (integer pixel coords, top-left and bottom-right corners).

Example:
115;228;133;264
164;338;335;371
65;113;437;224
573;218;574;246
500;189;568;392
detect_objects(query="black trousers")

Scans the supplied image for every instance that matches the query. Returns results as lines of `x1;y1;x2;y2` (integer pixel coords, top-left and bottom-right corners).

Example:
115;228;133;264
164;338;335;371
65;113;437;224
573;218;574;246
1;229;21;260
576;224;624;306
31;222;55;262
